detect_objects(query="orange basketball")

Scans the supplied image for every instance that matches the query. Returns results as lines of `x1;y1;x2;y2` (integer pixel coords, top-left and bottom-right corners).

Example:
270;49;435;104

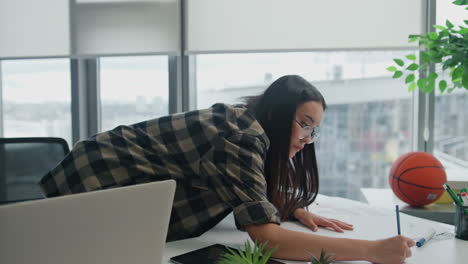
389;152;446;207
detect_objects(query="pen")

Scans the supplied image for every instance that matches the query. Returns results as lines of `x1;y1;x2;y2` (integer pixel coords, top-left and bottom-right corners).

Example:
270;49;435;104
442;183;463;206
416;228;436;247
396;205;401;235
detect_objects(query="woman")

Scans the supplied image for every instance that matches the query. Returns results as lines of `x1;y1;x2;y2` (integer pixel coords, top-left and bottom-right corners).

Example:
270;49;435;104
39;75;414;263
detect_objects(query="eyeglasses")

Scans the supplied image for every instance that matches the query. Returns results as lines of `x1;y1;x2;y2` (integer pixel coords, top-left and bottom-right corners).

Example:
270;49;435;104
294;119;320;144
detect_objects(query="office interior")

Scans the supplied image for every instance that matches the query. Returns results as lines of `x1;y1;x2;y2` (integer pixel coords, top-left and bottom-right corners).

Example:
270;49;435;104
0;0;467;207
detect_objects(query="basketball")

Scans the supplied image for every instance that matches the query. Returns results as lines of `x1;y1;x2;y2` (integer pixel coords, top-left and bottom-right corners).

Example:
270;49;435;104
389;152;446;207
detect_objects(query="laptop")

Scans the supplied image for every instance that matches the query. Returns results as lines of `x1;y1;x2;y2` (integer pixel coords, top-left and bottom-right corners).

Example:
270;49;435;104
0;180;176;264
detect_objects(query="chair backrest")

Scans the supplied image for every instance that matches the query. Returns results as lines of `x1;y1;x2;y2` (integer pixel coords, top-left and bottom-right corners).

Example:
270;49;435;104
0;137;69;204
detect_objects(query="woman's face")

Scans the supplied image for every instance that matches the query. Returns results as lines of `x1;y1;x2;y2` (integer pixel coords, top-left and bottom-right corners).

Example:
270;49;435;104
289;101;324;158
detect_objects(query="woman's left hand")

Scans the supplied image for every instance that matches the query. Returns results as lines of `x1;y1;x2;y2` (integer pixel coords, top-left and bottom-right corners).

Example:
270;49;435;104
293;208;354;233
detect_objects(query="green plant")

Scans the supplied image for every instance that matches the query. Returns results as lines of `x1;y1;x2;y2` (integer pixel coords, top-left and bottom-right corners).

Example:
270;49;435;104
217;241;276;264
387;0;468;93
217;240;335;264
310;249;335;264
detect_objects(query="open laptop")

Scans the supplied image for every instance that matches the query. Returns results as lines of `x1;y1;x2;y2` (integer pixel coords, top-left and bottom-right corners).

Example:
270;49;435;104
0;180;176;264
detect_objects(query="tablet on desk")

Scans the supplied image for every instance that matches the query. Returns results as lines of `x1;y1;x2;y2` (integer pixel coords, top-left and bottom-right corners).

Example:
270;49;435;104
170;244;285;264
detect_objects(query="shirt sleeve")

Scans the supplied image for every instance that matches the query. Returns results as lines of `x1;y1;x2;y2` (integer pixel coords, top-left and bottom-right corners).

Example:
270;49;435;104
200;132;281;231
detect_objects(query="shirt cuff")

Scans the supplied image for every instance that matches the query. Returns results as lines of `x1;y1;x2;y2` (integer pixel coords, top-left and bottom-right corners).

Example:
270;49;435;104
233;201;281;231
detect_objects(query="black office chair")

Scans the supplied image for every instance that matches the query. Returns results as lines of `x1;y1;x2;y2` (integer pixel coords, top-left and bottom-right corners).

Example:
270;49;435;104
0;137;70;204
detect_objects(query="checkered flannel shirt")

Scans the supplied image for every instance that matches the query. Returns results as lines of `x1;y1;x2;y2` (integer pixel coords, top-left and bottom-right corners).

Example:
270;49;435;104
39;103;281;241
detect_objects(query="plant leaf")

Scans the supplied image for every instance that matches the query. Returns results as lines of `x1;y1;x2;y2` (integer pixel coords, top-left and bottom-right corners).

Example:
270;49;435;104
426;79;436;93
443;59;454;70
406;54;417;61
452;66;463;81
446;20;455;28
409;36;418;42
393;71;403;79
433;25;446;31
259;248;276;264
463;67;468;89
428;32;438;40
417;79;427;92
245;241;252;261
405;74;415;83
406;63;419;71
420;52;431;63
408;82;417;92
393;58;404;67
439;80;447;93
452;0;468;5
386;66;398;72
428;72;438;81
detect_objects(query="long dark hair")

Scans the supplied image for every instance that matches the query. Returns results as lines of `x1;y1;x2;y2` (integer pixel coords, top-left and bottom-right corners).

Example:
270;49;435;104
244;75;326;220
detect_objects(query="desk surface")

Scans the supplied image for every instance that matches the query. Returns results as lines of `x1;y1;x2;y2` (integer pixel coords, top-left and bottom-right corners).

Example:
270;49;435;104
361;188;455;224
164;194;468;264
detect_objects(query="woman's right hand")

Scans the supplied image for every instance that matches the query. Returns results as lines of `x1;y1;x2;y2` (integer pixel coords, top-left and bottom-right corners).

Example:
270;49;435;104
369;235;415;264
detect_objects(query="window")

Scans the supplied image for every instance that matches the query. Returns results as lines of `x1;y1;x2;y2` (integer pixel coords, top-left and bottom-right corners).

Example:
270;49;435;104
99;56;169;132
196;51;414;201
433;1;468;170
1;59;72;145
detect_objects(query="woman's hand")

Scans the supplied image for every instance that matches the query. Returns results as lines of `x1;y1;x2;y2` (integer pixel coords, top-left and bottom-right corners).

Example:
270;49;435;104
293;208;354;233
368;235;415;264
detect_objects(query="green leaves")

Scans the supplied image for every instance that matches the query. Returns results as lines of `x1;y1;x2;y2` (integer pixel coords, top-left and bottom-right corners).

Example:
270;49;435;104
439;80;448;92
405;74;415;83
417;79;426;91
428;32;439;40
393;59;404;67
452;66;463;81
433;25;446;31
310;249;335;264
393;71;403;78
406;63;419;71
387;0;468;94
420;52;431;63
409;36;419;43
386;2;468;94
217;241;276;264
446;20;455;28
452;0;468;5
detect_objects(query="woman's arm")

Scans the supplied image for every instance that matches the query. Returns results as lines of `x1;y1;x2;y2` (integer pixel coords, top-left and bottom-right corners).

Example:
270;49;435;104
245;223;414;263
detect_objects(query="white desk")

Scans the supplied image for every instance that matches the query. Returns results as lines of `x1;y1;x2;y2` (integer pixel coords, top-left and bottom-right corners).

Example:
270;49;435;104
164;195;468;264
361;188;455;225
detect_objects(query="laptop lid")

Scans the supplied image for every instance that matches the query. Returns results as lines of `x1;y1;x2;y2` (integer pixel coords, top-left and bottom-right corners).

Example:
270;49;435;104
0;180;176;264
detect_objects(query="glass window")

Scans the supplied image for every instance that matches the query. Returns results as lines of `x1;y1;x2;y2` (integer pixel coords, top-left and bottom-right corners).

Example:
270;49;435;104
99;56;169;132
433;2;468;174
195;51;414;201
1;59;72;145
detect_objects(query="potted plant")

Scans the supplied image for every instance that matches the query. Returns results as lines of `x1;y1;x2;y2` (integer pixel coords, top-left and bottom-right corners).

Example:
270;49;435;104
387;0;467;93
217;240;334;264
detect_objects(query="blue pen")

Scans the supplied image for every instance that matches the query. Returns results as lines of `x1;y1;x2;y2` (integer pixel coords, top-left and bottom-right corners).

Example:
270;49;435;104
416;228;436;247
395;205;401;235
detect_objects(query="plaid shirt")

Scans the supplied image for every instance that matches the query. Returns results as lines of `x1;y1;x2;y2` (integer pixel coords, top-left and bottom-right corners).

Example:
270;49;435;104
39;103;281;242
